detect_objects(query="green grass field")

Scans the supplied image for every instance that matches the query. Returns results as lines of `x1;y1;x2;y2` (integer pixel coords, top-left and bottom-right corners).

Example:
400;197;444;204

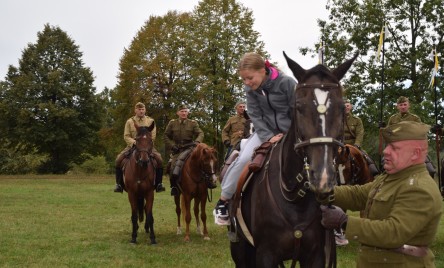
0;175;443;267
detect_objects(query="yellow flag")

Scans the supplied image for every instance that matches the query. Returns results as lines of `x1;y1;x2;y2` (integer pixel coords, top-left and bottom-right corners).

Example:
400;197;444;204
376;24;385;62
318;42;324;64
429;49;439;88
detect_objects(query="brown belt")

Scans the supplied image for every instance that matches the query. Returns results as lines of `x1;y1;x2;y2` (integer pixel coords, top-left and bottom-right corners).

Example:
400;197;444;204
392;245;428;258
363;244;428;258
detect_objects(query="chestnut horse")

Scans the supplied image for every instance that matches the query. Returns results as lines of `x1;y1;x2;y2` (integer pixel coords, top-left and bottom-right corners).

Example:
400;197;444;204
123;122;157;244
174;143;218;241
337;144;377;186
229;52;358;267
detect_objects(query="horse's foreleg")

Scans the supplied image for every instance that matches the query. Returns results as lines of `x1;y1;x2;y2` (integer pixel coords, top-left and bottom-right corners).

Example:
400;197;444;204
145;193;156;245
174;194;182;235
200;194;209;240
193;198;202;235
130;213;138;244
183;195;192;242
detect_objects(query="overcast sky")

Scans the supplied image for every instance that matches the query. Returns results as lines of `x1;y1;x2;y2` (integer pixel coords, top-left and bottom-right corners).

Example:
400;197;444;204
1;0;328;92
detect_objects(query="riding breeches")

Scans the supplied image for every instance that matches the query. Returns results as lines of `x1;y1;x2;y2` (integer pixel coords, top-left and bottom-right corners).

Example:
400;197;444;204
220;132;261;200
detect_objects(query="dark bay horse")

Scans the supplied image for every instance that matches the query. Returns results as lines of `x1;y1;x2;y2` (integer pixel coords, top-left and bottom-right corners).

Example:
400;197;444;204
229;52;358;267
123;122;157;244
174;143;218;242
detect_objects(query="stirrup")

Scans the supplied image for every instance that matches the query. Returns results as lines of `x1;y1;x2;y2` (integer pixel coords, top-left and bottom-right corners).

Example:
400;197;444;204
170;187;179;196
207;181;217;189
156;183;165;192
114;184;123;193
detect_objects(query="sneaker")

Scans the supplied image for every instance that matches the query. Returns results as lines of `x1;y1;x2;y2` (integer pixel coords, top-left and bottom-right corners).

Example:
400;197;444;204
213;200;230;226
334;230;349;246
156;183;165;192
114;184;123;193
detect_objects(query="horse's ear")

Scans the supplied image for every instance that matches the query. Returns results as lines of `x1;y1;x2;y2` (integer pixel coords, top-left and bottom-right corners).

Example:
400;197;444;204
148;121;155;132
283;51;306;82
332;52;359;81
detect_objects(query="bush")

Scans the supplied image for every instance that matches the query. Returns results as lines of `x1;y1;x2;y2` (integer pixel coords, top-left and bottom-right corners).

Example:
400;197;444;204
69;155;111;174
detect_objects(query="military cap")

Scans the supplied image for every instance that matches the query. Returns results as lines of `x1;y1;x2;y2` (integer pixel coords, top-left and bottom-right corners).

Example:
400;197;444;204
134;102;145;108
382;121;430;143
397;96;409;104
235;100;246;108
177;104;188;111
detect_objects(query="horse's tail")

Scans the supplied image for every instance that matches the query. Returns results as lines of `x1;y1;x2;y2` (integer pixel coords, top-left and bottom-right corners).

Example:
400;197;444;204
137;196;145;222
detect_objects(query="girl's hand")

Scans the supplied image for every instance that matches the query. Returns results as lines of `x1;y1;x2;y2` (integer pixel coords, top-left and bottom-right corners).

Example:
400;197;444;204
269;133;283;143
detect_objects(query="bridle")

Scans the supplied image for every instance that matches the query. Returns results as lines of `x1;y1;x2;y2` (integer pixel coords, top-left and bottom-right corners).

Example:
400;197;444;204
134;135;153;168
279;82;344;203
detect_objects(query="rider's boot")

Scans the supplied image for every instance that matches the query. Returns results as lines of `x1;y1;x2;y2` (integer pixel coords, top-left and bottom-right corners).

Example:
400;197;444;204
114;167;124;193
155;168;165;192
170;176;179;196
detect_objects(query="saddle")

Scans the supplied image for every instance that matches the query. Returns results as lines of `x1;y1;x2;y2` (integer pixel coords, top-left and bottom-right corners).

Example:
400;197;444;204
249;141;273;172
360;149;380;177
171;146;195;180
220;149;239;182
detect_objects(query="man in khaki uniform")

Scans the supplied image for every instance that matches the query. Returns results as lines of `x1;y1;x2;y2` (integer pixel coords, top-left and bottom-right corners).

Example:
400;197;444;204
164;104;205;196
321;121;442;267
114;102;165;193
344;99;364;147
222;100;247;159
387;96;421;126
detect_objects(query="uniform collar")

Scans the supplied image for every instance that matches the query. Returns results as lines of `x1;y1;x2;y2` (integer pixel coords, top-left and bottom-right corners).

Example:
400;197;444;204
385;163;427;182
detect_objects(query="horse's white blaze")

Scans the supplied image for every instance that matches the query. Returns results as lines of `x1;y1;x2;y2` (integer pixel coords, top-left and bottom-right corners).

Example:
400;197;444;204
338;164;346;184
314;89;331;189
314;88;330;136
210;160;217;182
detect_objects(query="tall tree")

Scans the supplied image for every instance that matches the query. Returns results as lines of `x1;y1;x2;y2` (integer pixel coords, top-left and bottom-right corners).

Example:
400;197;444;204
304;0;444;158
187;0;266;154
0;24;102;173
113;0;266;159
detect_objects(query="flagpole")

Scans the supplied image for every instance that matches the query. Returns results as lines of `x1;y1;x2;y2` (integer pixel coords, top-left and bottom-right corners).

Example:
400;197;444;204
378;23;386;170
432;48;443;196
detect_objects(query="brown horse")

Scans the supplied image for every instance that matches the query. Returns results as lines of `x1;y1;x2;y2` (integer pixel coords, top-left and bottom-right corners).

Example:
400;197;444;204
123;122;157;244
337;144;377;186
229;52;358;267
174;143;218;242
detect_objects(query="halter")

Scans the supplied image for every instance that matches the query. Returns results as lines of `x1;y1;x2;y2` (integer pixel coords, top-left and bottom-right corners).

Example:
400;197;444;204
293;82;344;151
134;135;153;168
279;82;343;203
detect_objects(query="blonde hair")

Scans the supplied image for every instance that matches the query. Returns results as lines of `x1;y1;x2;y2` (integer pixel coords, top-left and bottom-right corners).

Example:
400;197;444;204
238;52;266;72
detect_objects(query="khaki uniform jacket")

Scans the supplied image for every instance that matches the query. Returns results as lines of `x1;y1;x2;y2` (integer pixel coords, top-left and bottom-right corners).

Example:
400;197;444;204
387;112;421;126
334;164;442;267
222;115;246;146
124;116;156;148
164;118;204;151
344;113;364;146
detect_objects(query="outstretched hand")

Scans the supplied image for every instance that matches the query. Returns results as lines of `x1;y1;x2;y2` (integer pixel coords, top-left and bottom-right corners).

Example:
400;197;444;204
320;205;348;230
